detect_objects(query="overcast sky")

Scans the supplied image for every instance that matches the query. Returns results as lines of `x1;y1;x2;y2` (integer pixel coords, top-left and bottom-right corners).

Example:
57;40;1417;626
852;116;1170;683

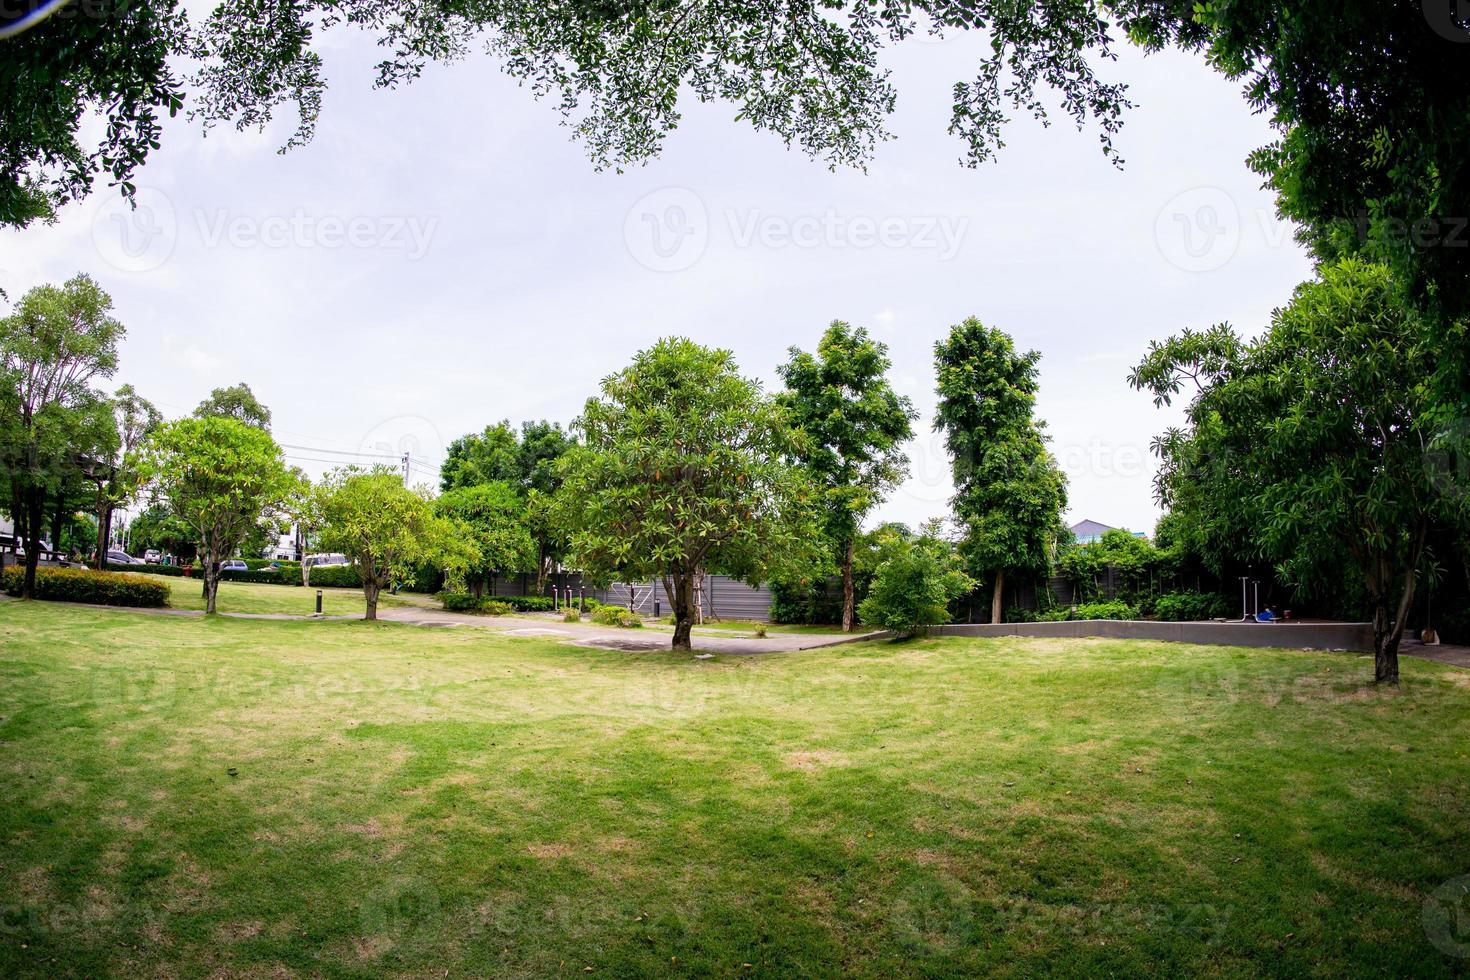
2;27;1312;534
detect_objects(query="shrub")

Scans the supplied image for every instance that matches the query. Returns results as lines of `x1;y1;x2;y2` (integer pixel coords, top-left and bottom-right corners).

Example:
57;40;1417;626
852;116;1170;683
563;609;583;623
3;567;169;607
439;591;483;612
1039;600;1139;622
770;579;843;625
107;561;187;577
591;606;642;628
1154;590;1230;622
304;563;362;588
220;569;294;585
857;536;975;635
481;600;512;616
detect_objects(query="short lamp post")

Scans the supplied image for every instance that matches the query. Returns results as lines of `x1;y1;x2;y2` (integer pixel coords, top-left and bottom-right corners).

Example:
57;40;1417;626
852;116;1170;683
315;589;323;615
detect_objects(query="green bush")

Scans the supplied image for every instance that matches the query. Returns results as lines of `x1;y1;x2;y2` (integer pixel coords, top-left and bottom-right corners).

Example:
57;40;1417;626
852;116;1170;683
563;609;583;623
1154;590;1230;622
1039;600;1139;622
437;592;514;615
305;564;361;588
770;579;842;625
591;606;642;628
3;567;169;607
107;561;187;577
439;592;483;612
856;536;974;635
221;569;294;585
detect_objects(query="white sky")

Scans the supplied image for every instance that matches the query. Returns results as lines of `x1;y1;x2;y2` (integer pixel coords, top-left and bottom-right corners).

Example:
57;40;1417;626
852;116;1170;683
2;27;1312;535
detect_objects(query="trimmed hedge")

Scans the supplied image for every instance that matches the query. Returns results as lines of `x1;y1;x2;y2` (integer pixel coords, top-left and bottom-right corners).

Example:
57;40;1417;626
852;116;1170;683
304;564;362;588
108;561;187;577
3;566;169;607
1035;600;1141;622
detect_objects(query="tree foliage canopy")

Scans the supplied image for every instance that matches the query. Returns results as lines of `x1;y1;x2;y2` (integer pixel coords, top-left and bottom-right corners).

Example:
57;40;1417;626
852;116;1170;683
559;337;822;648
934;317;1067;616
1130;258;1469;681
316;466;474;618
138;415;299;613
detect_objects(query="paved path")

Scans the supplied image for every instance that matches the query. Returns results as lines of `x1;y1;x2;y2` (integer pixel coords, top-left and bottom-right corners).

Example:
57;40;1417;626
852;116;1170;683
372;603;888;654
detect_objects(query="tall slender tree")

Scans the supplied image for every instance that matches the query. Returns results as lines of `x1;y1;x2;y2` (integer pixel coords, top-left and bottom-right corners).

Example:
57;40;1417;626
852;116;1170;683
779;321;916;632
934;318;1068;623
0;274;124;598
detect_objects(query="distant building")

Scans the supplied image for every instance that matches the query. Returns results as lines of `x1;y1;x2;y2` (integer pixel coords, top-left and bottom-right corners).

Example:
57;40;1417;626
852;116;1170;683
1069;519;1146;545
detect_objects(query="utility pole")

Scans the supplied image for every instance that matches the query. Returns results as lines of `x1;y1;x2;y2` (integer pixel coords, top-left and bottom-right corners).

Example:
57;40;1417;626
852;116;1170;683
401;451;410;487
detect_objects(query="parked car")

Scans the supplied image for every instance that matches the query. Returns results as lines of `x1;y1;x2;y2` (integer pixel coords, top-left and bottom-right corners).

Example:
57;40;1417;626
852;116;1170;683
303;553;349;569
219;559;249;573
142;549;162;563
107;550;144;565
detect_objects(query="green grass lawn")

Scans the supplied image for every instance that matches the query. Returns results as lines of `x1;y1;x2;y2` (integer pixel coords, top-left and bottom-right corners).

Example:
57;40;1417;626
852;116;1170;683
2;600;1468;977
161;578;413;618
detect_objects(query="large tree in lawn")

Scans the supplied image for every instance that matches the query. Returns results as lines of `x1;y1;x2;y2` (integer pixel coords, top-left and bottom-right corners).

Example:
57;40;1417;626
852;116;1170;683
778;321;916;632
0;274;124;598
934;318;1068;624
139;416;298;614
1130;259;1469;684
316;467;473;620
560;338;822;651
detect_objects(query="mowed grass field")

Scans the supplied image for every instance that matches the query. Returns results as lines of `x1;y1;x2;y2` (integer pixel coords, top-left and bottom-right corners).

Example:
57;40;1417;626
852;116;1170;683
2;600;1469;978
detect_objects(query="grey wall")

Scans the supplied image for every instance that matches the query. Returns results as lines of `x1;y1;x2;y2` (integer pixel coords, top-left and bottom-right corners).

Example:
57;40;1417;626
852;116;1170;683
931;619;1375;652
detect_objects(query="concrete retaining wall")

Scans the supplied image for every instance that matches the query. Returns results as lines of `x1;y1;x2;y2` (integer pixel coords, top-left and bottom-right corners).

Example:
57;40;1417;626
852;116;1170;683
931;619;1375;652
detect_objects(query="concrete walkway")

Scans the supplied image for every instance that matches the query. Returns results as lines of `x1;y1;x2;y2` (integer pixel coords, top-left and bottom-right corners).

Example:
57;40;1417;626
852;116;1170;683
371;603;888;654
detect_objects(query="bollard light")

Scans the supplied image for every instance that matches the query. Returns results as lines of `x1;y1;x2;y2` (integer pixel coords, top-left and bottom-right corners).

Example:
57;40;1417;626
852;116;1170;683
315;589;323;615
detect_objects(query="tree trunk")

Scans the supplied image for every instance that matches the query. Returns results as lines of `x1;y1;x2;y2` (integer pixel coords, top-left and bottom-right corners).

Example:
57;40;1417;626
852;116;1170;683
94;501;113;571
365;578;380;621
671;571;694;651
842;538;856;633
991;568;1005;625
203;558;220;614
21;488;44;599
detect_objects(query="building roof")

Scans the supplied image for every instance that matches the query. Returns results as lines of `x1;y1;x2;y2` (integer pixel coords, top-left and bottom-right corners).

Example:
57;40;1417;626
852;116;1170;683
1069;519;1116;538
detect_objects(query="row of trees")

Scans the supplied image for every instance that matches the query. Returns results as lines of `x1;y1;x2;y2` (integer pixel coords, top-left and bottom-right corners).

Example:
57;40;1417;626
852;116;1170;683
431;319;1070;649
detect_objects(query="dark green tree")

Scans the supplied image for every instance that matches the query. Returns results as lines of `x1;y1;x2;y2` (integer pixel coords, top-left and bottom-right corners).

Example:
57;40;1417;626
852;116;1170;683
559;338;822;650
435;482;537;597
779;321;916;632
934;318;1068;624
1130;259;1470;683
0;274;124;597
